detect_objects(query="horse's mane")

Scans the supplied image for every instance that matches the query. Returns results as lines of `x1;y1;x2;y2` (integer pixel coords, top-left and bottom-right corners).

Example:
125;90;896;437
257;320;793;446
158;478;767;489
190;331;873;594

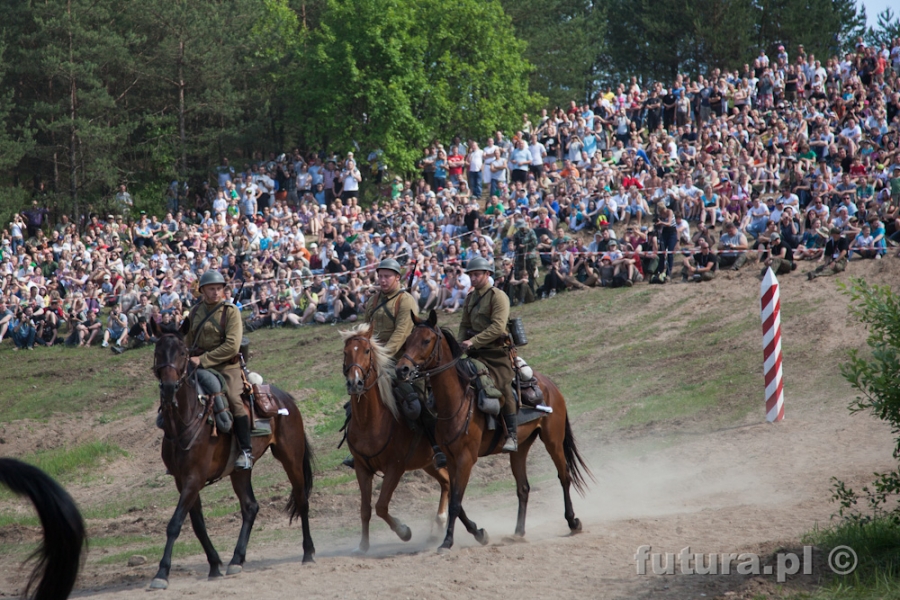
438;327;474;390
340;323;398;419
440;327;463;359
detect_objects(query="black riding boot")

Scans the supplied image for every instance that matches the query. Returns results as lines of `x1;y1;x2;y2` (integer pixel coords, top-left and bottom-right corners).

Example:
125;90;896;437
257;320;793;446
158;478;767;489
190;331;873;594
233;415;254;470
423;420;447;469
502;413;518;453
342;401;355;468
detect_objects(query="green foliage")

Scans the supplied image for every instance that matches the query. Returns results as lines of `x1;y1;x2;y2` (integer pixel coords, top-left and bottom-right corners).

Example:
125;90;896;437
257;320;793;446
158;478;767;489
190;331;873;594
832;279;900;523
290;0;542;173
803;518;900;597
502;0;605;107
867;9;900;48
22;441;126;482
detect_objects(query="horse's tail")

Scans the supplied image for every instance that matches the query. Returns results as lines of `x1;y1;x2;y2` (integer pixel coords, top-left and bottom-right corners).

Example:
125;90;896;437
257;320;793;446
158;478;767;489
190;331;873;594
286;431;315;523
0;458;85;600
563;415;593;496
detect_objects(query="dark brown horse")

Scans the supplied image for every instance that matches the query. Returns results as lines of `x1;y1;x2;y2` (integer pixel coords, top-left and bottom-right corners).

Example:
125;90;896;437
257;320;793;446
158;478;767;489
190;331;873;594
341;324;488;552
149;320;315;590
395;311;591;551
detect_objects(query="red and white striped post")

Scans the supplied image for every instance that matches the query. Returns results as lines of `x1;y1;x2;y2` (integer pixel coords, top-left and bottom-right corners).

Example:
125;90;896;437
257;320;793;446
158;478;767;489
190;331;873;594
760;267;785;422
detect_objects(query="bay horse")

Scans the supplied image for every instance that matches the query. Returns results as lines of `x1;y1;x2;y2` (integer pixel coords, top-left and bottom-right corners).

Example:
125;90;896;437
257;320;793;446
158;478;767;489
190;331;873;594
0;458;85;600
395;310;591;551
341;323;488;552
149;319;315;590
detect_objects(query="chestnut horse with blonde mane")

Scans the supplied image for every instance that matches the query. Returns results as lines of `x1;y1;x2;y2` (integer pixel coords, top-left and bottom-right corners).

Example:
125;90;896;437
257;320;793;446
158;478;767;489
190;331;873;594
395;311;591;551
341;323;488;552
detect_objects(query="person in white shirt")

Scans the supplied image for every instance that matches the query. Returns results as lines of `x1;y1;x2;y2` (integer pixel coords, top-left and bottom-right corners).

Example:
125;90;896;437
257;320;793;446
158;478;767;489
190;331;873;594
466;142;484;197
528;137;546;179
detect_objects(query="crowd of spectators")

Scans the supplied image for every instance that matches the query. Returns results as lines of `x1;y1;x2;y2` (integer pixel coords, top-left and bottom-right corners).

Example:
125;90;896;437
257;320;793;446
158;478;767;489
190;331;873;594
2;38;900;351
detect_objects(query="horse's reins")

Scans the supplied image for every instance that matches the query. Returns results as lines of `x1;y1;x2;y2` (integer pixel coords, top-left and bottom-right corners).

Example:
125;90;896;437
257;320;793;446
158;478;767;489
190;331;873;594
342;335;396;474
401;323;473;444
342;336;380;397
153;334;211;451
401;324;460;381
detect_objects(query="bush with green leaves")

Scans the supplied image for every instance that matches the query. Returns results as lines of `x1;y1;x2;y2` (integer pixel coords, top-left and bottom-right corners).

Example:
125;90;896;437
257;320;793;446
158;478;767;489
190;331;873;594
834;279;900;523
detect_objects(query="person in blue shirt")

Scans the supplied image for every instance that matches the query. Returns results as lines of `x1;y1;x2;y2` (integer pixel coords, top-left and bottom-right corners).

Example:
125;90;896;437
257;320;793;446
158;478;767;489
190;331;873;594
510;139;531;184
434;150;448;190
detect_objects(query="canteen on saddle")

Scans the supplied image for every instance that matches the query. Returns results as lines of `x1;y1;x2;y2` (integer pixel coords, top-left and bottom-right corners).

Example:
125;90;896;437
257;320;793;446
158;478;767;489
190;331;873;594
513;357;545;408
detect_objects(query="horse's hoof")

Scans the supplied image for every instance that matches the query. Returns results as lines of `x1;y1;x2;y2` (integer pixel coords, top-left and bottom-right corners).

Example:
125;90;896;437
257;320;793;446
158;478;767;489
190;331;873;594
208;569;223;580
302;554;316;564
475;529;490;546
225;564;242;576
569;518;583;533
436;546;452;555
352;546;368;556
149;578;169;590
397;524;412;542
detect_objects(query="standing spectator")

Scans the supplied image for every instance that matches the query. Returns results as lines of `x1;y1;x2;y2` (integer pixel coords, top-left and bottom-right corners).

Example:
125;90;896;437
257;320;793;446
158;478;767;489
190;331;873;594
21;201;49;240
115;184;134;216
466;141;484;198
340;159;361;202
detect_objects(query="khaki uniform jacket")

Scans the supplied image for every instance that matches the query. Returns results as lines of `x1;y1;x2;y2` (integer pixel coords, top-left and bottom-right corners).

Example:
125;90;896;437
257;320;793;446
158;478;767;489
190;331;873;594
458;284;515;413
185;301;243;372
458;285;510;350
363;289;418;360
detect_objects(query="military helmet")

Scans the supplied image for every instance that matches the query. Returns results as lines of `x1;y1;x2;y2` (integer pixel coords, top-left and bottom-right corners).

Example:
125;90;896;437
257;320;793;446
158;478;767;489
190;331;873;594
465;257;494;274
198;270;226;288
376;258;402;274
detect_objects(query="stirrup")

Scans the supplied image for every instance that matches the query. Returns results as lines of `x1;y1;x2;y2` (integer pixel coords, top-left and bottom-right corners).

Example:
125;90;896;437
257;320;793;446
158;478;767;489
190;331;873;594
432;446;447;469
235;450;254;470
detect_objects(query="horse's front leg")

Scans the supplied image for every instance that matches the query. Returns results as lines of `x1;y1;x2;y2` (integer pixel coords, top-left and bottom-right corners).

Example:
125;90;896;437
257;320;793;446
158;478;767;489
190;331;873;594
150;480;203;589
225;470;260;575
354;465;374;554
188;497;223;579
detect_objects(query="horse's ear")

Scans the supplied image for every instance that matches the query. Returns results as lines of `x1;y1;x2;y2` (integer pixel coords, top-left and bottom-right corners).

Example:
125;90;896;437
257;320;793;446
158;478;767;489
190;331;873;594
410;310;420;324
427;309;438;328
178;317;191;337
149;318;162;339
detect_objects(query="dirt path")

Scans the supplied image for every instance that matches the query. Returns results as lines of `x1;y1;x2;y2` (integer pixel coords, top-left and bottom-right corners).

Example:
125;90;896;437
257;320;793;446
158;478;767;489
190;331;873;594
60;386;894;600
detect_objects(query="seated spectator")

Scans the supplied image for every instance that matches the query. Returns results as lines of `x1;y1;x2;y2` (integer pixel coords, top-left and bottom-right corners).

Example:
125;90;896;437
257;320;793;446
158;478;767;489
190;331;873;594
759;232;794;277
681;240;716;282
807;228;849;280
717;222;750;270
102;305;128;348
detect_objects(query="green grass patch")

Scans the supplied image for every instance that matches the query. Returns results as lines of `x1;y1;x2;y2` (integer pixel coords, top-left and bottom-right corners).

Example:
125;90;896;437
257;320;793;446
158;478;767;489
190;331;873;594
800;517;900;599
23;440;126;481
0;345;158;422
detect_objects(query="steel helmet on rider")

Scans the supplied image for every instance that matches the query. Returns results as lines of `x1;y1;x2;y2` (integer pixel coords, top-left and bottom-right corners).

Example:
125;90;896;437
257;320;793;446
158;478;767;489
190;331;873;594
198;270;226;289
464;257;494;274
376;258;402;274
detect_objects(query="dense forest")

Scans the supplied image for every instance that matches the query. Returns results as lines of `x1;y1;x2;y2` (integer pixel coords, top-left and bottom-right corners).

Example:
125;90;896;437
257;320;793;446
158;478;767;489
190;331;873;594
0;0;898;219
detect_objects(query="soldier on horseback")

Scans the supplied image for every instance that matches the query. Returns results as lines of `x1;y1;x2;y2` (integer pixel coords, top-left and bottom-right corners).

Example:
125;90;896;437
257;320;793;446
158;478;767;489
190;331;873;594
458;257;518;452
186;270;254;470
343;258;445;468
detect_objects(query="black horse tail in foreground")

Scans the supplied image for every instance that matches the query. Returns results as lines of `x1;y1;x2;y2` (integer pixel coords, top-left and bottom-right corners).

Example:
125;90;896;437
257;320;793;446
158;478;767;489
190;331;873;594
0;458;85;600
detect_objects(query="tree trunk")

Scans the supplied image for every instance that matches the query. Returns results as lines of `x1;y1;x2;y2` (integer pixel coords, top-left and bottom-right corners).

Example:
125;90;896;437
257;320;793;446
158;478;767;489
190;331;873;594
68;0;78;228
178;39;186;181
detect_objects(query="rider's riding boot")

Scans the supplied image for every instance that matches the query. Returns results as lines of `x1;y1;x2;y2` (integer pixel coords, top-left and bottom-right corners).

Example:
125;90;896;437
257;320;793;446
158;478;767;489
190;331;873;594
342;455;355;468
233;415;254;470
424;420;448;469
502;413;518;453
342;401;354;468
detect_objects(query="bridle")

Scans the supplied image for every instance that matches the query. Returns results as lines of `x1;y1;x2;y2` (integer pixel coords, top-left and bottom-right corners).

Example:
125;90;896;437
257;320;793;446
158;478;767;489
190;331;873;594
152;333;210;451
400;322;459;382
152;334;191;406
343;335;378;395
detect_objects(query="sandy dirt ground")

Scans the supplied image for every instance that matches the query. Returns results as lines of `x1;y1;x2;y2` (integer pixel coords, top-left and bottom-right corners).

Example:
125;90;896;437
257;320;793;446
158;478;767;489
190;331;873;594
51;393;893;600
